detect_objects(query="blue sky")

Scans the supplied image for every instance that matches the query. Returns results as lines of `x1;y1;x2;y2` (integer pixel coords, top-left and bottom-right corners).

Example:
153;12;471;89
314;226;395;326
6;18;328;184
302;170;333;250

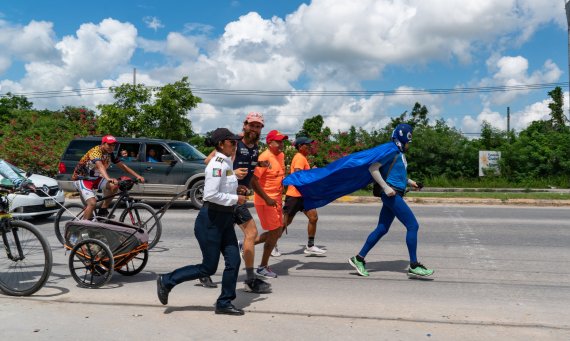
0;0;568;136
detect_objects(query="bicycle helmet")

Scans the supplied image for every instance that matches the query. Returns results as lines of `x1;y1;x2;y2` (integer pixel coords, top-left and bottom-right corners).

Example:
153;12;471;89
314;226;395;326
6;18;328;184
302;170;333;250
118;176;134;191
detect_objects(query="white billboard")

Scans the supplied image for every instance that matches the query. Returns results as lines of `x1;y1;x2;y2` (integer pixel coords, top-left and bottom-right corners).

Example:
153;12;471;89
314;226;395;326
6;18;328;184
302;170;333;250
479;151;501;176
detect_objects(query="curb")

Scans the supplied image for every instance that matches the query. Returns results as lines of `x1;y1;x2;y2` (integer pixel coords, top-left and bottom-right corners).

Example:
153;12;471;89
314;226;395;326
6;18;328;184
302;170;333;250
335;196;570;207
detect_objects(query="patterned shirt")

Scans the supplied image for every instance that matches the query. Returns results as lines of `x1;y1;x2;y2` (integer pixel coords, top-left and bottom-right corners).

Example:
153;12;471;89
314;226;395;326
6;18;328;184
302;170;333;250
72;145;121;181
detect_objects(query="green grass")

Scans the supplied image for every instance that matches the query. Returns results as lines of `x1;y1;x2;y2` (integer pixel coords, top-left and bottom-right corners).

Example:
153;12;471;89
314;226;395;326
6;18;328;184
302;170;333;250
423;175;570;189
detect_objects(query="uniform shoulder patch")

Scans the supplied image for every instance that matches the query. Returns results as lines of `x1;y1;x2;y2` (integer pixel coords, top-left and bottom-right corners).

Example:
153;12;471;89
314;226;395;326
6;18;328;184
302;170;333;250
212;168;222;177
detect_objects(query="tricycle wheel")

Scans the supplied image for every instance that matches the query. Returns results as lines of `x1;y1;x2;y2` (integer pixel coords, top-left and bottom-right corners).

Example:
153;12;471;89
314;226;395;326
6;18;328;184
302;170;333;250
116;249;148;276
68;239;114;288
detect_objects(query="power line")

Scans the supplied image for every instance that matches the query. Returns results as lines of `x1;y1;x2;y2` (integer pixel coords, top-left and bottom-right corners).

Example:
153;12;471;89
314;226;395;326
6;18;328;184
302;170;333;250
1;82;567;99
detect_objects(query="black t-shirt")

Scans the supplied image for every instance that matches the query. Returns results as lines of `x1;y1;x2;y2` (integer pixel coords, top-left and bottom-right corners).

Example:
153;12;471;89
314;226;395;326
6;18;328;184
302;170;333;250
233;139;259;186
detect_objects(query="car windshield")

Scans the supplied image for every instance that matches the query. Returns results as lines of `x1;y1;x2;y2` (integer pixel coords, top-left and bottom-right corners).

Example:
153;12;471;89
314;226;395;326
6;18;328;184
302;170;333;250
167;142;206;161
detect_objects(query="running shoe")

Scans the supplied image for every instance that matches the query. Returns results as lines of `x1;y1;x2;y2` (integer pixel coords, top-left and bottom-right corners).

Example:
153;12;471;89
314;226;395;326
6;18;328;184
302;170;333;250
408;262;434;277
348;256;369;277
244;278;272;293
304;245;327;256
256;265;278;279
271;245;282;257
238;241;244;260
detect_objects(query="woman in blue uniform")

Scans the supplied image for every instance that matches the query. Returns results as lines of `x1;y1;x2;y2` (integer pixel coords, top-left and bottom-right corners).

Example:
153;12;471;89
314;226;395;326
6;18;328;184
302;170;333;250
156;128;248;316
348;123;434;278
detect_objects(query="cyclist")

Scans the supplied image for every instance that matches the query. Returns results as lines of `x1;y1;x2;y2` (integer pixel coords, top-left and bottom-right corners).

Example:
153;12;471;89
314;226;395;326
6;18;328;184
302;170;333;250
71;135;145;220
0;159;36;191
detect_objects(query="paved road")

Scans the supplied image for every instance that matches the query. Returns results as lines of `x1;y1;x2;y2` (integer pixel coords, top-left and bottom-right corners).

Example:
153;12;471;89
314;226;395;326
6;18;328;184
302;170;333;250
1;202;569;340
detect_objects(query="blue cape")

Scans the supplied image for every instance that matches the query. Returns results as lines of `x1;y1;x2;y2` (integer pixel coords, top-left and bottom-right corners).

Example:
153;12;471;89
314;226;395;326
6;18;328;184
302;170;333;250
283;142;399;209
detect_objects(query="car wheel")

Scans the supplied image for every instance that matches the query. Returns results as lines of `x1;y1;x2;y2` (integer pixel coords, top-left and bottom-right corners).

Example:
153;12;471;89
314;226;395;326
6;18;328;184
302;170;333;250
189;179;204;209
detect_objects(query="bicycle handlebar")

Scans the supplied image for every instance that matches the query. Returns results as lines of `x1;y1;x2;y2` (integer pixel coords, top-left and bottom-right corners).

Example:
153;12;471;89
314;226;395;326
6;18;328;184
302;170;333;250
0;183;35;195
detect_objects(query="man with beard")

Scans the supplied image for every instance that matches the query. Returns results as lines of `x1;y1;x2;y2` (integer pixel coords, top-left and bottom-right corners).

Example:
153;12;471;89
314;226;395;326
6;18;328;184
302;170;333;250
201;112;271;293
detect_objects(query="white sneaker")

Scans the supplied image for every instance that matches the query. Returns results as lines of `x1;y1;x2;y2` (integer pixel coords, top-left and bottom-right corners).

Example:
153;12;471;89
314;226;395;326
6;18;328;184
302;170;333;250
304;245;327;256
271;245;282;257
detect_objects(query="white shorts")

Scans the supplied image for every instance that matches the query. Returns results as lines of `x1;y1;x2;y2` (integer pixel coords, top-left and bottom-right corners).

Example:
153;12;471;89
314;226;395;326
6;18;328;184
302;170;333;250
73;178;109;201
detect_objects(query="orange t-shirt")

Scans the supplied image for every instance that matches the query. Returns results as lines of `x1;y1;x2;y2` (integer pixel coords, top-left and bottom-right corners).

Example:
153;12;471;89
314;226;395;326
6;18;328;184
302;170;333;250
253;150;285;205
285;152;310;197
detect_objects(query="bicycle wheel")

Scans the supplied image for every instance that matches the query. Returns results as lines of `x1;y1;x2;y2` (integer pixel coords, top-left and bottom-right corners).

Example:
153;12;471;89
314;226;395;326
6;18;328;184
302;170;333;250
69;239;114;289
119;202;162;249
54;202;85;245
0;220;53;296
116;249;148;276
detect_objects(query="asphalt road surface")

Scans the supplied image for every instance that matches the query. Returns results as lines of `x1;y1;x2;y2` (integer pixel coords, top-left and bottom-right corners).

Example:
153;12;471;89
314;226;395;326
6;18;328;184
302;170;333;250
1;202;569;340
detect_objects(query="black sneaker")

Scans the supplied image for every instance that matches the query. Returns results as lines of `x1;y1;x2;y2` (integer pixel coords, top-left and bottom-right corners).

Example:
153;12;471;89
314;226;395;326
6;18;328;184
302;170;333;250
199;276;217;288
244;278;272;293
156;275;170;305
96;208;115;219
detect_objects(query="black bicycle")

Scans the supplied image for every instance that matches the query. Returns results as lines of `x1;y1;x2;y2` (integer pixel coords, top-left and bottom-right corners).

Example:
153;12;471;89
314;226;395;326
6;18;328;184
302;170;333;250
53;178;162;249
0;184;53;296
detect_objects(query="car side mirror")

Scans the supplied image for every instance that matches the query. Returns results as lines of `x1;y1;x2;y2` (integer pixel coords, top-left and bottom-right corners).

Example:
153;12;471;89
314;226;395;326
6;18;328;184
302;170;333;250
162;154;177;165
25;170;33;178
162;154;175;161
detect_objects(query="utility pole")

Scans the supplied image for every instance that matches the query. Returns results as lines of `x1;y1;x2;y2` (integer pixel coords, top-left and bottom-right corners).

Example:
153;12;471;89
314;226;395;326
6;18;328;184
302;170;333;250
133;68;137;86
507;106;510;133
564;0;570;118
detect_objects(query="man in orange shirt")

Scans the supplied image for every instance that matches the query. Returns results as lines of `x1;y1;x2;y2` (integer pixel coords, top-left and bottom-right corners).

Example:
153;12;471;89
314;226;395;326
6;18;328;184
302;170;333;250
282;136;326;256
251;130;288;279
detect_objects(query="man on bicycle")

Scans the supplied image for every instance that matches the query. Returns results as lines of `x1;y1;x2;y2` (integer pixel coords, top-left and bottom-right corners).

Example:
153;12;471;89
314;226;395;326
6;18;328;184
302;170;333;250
72;135;145;220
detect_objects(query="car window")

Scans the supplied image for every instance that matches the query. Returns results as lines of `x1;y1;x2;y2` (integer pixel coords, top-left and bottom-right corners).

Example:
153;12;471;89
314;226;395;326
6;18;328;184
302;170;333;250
145;144;168;163
64;140;100;161
167;142;206;161
116;143;141;162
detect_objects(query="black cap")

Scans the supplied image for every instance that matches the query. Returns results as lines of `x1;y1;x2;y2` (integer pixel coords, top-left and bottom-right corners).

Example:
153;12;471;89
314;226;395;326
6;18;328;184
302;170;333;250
209;128;241;145
294;136;314;146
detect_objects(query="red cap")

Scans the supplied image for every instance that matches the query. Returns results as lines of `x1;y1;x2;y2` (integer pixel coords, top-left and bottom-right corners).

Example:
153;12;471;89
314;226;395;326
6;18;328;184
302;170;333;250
245;112;264;126
102;135;117;144
266;130;288;144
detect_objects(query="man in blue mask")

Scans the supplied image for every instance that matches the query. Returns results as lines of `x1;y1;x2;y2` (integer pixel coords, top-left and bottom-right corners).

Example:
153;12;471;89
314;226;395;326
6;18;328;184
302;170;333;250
284;124;433;278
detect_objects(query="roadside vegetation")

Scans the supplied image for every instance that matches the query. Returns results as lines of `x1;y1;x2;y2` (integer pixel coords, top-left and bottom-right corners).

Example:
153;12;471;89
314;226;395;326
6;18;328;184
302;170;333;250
0;78;568;193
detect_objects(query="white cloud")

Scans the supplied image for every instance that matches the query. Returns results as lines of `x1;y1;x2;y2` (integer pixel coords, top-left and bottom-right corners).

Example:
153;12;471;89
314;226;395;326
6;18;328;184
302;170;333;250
0;19;58;70
460;90;570;134
286;0;561;68
54;19;137;80
462;108;506;133
479;55;562;105
165;32;200;59
0;1;566;134
143;16;164;31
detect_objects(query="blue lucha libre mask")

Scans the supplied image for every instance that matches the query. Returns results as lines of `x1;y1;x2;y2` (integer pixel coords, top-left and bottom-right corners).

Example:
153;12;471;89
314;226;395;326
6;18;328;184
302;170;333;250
391;123;413;152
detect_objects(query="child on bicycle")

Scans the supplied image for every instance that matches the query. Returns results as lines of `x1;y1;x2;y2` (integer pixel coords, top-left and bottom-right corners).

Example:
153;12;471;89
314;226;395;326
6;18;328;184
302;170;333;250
71;135;145;220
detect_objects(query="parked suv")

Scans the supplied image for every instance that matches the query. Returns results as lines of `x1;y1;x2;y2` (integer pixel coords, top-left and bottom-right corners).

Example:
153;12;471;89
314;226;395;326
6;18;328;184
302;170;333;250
56;136;206;208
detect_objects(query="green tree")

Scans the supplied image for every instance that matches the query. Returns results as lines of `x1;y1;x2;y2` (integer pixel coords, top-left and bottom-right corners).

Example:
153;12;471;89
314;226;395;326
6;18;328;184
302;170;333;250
548;86;566;130
389;102;429;128
0;93;34;124
501;120;570;182
407;119;477;180
478;121;508;150
98;77;201;139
